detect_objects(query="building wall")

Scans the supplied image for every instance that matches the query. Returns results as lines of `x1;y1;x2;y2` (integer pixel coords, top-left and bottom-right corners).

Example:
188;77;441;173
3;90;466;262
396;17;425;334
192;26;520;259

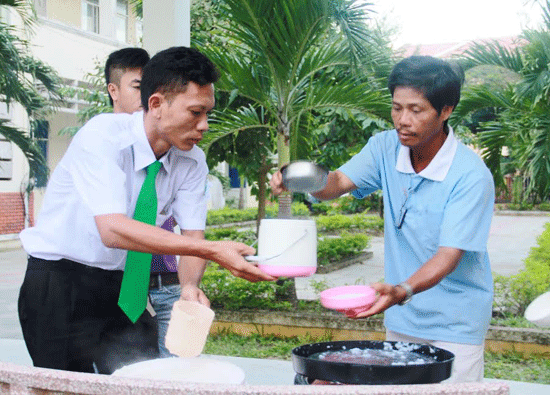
0;192;33;234
47;0;81;28
0;0;141;247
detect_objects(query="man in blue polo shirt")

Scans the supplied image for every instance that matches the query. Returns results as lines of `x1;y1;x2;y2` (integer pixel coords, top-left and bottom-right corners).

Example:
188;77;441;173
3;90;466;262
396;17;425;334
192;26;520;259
271;56;495;383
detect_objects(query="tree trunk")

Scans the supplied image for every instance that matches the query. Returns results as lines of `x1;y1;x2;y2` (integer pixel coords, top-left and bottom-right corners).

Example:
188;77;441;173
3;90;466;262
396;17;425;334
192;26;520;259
275;278;299;308
275;118;298;307
238;178;246;210
277;120;292;218
256;158;271;234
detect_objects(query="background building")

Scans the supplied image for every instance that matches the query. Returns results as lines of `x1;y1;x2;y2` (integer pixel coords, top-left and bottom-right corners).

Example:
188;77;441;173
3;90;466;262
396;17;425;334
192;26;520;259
0;0;141;248
1;0;247;250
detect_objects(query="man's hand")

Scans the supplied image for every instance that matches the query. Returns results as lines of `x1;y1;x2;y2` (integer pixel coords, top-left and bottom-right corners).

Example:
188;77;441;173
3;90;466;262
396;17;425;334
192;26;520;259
94;213;277;283
181;283;210;306
345;282;406;319
269;169;287;196
345;247;464;319
209;240;277;282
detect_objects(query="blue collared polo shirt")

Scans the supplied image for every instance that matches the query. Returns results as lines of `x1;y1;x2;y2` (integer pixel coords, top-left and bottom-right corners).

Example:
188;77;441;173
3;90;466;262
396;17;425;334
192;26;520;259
339;128;495;345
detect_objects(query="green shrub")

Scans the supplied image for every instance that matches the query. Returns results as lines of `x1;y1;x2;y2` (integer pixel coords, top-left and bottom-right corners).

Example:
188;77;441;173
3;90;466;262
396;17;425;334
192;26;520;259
200;264;293;310
205;227;257;244
206;207;257;225
317;232;370;268
311;194;381;215
493;222;550;317
536;202;550;211
264;202;310;218
315;213;384;234
206;203;311;225
309;201;332;215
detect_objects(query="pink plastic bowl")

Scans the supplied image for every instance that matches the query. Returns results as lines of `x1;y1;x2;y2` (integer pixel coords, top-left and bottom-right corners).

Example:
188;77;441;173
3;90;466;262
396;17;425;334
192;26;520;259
320;285;376;316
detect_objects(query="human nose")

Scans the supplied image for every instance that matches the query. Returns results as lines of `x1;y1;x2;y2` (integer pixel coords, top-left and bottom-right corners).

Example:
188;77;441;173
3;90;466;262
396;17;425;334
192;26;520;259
395;109;413;127
197;115;209;132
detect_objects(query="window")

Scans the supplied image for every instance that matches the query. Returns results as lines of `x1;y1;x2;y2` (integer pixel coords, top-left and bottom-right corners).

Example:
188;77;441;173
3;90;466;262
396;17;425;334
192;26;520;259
82;0;99;34
0;134;13;181
32;120;49;187
115;0;128;42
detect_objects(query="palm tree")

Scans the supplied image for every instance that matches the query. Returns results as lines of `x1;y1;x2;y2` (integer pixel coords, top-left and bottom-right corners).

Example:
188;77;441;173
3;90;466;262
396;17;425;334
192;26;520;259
199;0;391;218
0;0;62;188
453;0;550;203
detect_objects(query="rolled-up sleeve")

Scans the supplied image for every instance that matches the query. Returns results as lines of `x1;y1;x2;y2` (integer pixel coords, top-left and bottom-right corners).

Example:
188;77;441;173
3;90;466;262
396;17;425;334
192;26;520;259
339;133;384;199
171;158;209;231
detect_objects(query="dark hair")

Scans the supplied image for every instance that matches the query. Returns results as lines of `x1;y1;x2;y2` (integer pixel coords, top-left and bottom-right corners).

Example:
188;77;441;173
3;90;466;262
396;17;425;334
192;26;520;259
140;46;220;111
105;47;150;106
388;56;464;114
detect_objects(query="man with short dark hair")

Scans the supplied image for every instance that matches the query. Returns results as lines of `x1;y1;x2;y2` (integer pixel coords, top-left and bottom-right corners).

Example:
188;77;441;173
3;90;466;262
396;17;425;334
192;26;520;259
19;46;275;374
271;56;495;383
104;47;191;358
105;47;150;113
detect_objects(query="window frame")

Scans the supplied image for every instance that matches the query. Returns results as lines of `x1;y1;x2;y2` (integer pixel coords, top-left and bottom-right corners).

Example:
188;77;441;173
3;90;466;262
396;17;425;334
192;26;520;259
82;0;100;34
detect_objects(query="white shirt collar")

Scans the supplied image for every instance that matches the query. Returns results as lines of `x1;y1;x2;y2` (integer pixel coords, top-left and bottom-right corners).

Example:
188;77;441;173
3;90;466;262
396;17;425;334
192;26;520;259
130;111;167;173
395;126;458;181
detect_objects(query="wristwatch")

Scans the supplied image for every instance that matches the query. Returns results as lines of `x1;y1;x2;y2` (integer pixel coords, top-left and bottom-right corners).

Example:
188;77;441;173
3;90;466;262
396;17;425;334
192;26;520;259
397;282;413;306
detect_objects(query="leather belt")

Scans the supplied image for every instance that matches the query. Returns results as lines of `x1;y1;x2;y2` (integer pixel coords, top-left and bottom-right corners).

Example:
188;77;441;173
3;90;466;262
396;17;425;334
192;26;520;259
149;272;179;289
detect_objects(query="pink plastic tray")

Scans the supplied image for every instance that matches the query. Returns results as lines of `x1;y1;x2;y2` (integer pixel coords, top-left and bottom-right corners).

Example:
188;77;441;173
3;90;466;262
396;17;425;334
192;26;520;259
320;285;376;316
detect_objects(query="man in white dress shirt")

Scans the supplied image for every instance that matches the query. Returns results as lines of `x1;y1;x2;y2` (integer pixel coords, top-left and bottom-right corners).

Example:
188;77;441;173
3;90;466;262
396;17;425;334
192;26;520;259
18;46;275;374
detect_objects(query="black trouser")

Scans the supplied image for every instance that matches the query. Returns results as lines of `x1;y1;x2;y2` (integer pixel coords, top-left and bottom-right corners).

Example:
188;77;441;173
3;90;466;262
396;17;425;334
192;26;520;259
18;256;159;374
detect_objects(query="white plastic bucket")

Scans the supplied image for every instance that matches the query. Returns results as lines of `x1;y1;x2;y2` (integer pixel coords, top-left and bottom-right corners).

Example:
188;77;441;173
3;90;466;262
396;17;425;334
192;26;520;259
256;218;317;277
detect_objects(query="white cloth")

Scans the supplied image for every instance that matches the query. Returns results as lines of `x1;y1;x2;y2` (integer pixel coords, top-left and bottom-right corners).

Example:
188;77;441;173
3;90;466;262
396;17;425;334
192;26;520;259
20;111;208;270
386;330;485;384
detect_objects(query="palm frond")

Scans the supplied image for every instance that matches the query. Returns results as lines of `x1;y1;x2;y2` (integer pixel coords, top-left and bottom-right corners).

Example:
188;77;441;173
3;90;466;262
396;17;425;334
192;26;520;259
0;24;61;116
128;0;142;19
219;0;338;89
475;122;510;188
291;76;390;123
453;84;515;122
201;45;274;112
0;0;36;30
515;29;550;103
201;105;276;155
329;0;375;65
461;40;524;72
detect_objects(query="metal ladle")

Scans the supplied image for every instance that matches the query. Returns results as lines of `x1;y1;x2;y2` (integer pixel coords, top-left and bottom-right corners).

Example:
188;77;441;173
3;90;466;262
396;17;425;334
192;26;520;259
281;161;328;193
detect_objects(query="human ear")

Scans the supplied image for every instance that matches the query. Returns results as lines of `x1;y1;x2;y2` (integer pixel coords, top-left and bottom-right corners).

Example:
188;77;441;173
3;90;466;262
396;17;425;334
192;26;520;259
441;105;454;121
148;93;163;117
107;83;119;102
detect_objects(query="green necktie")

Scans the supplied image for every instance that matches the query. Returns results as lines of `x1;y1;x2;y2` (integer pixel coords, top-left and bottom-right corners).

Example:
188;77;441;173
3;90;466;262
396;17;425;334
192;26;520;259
118;160;163;323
